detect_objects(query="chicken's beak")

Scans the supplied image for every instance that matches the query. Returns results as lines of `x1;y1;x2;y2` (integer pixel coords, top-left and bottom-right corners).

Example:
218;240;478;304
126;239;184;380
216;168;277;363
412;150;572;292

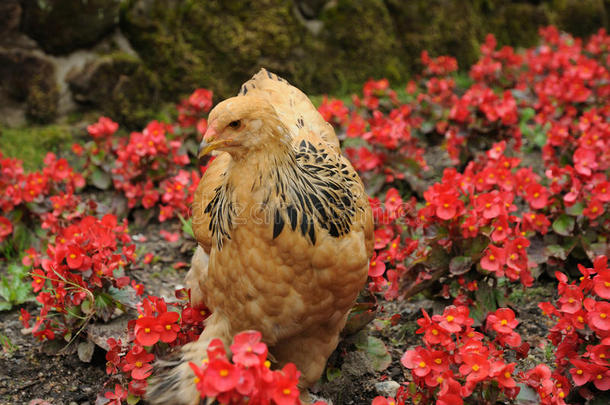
198;125;224;158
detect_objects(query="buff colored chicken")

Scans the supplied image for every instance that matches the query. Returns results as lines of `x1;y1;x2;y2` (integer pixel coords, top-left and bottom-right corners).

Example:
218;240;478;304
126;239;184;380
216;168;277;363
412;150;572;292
147;69;373;404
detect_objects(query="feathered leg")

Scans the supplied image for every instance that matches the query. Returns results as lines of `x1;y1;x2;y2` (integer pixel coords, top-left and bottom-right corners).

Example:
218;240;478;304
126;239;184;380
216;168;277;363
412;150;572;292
270;316;348;404
184;246;209;309
146;313;232;405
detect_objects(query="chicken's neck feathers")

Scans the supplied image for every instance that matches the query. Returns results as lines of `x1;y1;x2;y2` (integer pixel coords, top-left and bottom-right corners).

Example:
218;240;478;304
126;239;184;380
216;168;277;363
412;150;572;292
208;136;362;250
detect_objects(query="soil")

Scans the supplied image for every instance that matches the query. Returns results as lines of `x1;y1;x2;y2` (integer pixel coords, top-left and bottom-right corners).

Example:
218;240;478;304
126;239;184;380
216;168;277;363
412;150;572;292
0;219;558;405
0;141;558;405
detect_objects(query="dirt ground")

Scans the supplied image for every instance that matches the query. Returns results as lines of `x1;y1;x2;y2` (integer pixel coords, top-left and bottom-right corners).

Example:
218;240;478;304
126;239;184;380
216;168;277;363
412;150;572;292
0;142;558;404
0;250;557;405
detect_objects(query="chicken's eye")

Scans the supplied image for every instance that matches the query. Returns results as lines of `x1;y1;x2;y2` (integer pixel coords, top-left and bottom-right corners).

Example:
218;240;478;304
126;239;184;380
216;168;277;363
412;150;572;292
228;120;241;129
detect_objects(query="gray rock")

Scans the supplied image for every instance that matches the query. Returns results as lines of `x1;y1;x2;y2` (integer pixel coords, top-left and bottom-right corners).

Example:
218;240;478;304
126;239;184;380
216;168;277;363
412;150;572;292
21;0;121;54
0;0;21;38
375;380;400;398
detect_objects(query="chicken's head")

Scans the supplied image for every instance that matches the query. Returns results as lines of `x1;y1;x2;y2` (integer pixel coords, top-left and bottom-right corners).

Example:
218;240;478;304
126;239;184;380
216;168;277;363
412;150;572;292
198;96;287;159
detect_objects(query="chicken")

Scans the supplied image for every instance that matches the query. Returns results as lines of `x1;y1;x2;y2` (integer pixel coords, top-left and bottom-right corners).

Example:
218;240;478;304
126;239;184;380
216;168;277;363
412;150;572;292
147;69;374;404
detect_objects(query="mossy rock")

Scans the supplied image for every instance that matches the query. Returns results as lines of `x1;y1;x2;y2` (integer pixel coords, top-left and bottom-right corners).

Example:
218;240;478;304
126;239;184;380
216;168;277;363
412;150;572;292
67;52;160;128
552;0;608;39
484;3;551;48
0;49;58;124
121;0;314;98
26;75;59;124
317;0;404;89
21;0;121;54
0;0;21;37
384;0;482;72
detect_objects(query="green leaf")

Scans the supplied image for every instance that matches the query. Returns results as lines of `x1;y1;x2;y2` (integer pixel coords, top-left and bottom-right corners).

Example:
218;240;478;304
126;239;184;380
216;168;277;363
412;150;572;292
565;201;584;216
515;383;540;404
81;298;94;315
0;277;10;301
95;292;115;322
426;244;451;271
13;283;33;304
464;234;490;258
552;214;575;236
544;244;567;260
178;213;195;239
355;334;391;372
126;393;141;405
449;256;473;275
0;301;12;311
90;168;111;190
325;366;342;382
471;282;497;326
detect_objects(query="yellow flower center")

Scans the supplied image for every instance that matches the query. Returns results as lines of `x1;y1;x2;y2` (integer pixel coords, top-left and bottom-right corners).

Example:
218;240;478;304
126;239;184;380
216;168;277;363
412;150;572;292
436;376;444;383
144;327;150;333
602;313;608;319
431;329;438;335
504;371;511;378
419;361;426;368
605;282;610;287
283;388;291;395
135;361;143;368
446;315;455;322
443;203;449;208
69;254;76;259
194;377;200;384
165;324;172;330
500;319;507;325
489;255;495;261
472;364;480;372
219;369;229;377
577;369;583;375
598;374;603;380
434;358;442;364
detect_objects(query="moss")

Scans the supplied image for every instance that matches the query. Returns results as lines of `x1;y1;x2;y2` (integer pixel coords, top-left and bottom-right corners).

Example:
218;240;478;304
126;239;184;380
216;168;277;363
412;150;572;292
21;0;121;54
107;64;161;128
385;0;482;72
317;0;403;90
121;0;312;98
0;124;73;170
118;0;610;103
484;3;551;49
552;0;608;39
68;51;160;128
26;75;59;124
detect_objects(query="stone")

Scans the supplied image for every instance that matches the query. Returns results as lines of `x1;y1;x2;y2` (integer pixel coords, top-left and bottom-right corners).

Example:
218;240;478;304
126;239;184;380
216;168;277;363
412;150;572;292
67;52;160;128
21;0;121;54
375;380;400;398
0;0;22;38
0;49;58;124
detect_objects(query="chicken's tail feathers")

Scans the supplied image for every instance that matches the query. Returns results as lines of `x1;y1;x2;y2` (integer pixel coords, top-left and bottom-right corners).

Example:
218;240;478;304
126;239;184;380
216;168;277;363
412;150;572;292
146;314;232;404
146;348;200;405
